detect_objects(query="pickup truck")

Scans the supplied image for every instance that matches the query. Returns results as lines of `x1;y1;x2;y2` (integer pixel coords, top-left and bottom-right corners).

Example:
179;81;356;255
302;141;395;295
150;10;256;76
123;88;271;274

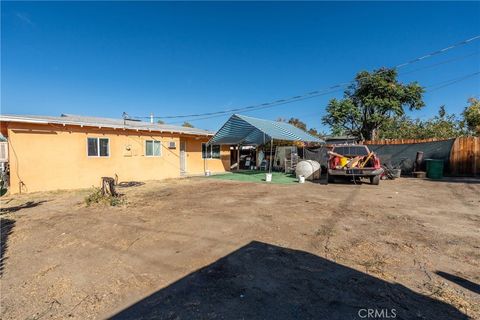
327;144;383;185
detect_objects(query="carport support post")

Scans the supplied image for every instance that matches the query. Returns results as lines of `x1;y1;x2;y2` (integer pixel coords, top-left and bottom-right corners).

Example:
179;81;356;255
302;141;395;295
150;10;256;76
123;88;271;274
204;143;209;175
237;144;240;171
269;138;273;174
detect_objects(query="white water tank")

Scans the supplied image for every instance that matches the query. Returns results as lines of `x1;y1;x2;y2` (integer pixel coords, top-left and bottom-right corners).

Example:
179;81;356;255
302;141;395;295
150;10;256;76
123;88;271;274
295;160;321;181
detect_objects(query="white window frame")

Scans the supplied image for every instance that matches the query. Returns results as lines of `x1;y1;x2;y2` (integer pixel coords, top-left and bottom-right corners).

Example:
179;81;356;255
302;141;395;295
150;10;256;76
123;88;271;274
202;143;221;160
145;140;162;157
87;137;110;158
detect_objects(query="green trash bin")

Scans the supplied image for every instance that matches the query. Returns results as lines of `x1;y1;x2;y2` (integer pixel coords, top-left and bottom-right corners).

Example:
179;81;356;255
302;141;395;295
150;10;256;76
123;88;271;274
425;159;444;179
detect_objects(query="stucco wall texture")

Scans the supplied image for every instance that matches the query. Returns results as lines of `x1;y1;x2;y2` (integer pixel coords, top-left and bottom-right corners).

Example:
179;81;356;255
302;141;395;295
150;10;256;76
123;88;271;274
4;122;229;194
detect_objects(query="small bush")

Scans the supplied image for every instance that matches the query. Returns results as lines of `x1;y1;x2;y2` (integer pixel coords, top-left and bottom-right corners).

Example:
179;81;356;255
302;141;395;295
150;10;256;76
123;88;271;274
85;188;103;206
109;196;126;207
85;188;126;207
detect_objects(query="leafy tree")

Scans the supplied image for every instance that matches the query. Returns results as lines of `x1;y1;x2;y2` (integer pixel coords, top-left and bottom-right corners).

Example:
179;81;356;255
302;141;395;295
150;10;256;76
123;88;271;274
438;105;447;118
421;111;463;139
308;128;319;136
287;118;307;131
322;68;425;140
277;116;322;137
378;116;420;139
157;119;165;124
379;106;465;139
424;106;465;138
463;97;480;135
182;121;194;128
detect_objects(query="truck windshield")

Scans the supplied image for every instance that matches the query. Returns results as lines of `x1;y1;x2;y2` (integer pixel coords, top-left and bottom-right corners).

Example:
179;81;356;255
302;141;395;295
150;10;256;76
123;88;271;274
333;146;369;156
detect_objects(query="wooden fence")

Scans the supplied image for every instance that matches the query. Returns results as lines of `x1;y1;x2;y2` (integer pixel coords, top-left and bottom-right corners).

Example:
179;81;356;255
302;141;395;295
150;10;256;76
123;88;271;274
450;137;480;176
362;138;449;145
363;137;480;176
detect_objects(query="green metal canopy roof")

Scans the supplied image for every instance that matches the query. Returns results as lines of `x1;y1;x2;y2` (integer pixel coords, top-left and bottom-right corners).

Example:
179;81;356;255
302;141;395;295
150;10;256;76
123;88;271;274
208;114;324;145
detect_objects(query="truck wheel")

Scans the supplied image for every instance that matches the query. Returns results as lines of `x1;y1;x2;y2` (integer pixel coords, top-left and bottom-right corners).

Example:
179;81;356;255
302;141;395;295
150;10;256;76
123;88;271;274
370;175;380;185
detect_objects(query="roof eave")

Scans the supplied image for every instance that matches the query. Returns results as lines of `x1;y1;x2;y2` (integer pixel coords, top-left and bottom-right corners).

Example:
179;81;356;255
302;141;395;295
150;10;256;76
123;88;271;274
0;116;213;136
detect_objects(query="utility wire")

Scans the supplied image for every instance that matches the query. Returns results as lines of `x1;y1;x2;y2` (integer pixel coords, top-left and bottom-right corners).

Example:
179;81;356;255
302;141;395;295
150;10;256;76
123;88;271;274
168;87;346;124
426;71;480;92
132;35;480;120
175;71;480;124
151;83;350;120
394;35;480;68
399;51;479;76
170;70;480;124
170;52;480;123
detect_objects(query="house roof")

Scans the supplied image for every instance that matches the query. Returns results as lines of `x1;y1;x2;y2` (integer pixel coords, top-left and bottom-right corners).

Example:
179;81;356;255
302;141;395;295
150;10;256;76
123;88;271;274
208;114;324;145
0;113;212;136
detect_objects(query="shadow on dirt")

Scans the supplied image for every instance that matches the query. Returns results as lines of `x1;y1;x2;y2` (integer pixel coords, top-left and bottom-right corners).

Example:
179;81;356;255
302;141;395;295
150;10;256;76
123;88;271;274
0;218;15;275
110;241;467;320
0;200;49;215
436;271;480;295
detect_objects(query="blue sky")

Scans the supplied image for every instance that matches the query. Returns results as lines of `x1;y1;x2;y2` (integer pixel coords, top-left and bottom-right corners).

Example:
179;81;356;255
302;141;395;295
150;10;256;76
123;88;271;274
2;1;479;133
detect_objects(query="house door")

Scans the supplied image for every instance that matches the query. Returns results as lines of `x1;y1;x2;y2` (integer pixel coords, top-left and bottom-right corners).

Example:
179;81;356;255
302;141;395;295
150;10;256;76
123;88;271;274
180;140;187;176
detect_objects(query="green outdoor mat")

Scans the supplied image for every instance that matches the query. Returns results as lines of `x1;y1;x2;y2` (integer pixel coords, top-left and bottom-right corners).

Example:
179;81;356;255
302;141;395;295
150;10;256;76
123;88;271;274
208;170;298;184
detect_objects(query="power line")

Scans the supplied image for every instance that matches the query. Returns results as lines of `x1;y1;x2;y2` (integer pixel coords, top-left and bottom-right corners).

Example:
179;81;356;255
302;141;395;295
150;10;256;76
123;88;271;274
171;52;480;123
133;83;350;120
394;35;480;68
168;87;346;124
147;83;350;120
176;71;480;124
399;51;479;76
132;34;480;121
426;71;480;92
170;70;480;124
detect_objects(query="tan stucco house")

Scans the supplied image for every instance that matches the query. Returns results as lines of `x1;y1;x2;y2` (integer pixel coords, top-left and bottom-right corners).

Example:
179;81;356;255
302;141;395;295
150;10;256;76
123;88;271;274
0;114;229;194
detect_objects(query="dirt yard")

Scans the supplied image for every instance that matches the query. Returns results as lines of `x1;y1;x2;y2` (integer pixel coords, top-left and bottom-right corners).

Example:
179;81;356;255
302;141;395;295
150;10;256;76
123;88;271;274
1;177;479;319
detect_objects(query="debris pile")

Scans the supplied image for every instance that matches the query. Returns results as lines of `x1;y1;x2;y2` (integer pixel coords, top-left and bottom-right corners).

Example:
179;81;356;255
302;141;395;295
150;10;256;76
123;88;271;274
381;164;402;180
327;150;377;170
